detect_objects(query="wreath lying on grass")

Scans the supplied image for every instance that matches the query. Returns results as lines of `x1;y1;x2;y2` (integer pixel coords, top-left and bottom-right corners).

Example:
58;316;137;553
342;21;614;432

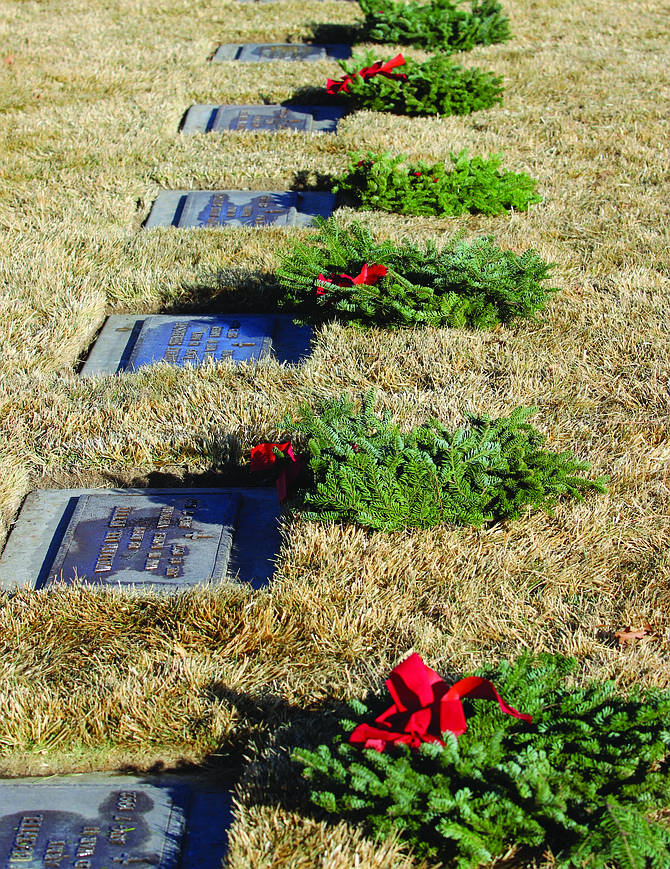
332;150;541;217
277;217;556;329
326;51;503;116
251;392;607;529
358;0;511;52
294;654;670;868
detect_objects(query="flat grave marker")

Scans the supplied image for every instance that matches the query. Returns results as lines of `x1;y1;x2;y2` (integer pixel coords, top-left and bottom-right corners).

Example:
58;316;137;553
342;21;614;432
0;777;188;869
0;774;235;869
181;104;345;135
81;314;312;375
46;490;240;589
144;190;336;230
212;43;351;63
0;488;282;591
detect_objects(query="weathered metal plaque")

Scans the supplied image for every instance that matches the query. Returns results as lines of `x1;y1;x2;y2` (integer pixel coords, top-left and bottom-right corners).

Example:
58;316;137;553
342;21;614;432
212;43;351;62
126;315;275;370
145;191;336;230
180;191;295;228
0;779;188;869
181;104;346;135
81;315;311;376
241;43;325;61
222;105;312;132
45;491;241;588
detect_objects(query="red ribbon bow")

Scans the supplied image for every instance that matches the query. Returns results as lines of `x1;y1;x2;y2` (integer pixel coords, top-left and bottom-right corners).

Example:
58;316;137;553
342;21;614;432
250;442;304;502
316;263;388;297
326;53;407;95
349;653;532;752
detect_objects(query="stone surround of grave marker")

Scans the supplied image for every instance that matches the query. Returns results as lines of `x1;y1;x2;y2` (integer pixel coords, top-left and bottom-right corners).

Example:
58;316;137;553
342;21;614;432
81;314;312;375
0;777;188;869
0;488;281;591
0;774;234;869
144;190;336;230
212;43;351;63
181;104;346;135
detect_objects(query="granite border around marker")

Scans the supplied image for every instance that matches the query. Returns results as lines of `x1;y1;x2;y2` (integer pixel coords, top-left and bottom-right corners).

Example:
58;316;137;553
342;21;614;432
181;104;346;135
0;488;282;593
143;190;336;230
81;314;313;376
212;43;351;62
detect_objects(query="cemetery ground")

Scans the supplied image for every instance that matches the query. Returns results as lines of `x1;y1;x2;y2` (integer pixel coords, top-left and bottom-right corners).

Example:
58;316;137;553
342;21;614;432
0;0;669;865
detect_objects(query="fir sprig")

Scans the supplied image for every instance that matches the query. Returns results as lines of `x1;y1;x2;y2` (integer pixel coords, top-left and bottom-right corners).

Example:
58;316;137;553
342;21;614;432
333;151;541;216
277;218;556;329
360;0;512;53
294;655;670;868
335;51;503;116
285;392;606;531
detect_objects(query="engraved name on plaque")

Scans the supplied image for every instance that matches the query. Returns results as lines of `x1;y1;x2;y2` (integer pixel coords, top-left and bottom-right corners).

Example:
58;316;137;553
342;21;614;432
45;492;241;588
0;780;188;869
126;315;276;370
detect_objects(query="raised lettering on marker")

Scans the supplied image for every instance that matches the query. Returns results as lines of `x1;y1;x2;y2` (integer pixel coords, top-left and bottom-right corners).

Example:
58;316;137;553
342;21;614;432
7;814;43;863
43;839;66;868
117;791;138;811
109;506;132;528
156;506;173;529
128;527;146;550
93;526;125;571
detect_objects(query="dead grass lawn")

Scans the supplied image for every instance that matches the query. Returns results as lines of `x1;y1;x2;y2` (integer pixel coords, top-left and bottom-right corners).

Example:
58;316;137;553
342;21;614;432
0;0;669;864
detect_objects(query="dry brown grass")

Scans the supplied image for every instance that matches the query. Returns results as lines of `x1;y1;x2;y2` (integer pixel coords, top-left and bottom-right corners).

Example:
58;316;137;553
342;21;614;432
1;0;670;863
226;805;424;869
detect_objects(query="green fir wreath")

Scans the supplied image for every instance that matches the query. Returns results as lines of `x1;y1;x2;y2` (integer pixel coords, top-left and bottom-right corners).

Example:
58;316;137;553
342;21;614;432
295;654;670;868
332;151;541;216
284;392;606;531
328;51;504;117
277;217;556;329
359;0;511;53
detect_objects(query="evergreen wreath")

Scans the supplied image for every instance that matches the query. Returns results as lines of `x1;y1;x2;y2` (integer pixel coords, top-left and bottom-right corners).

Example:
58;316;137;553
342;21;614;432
328;51;503;116
333;151;541;216
285;392;606;531
276;217;556;329
359;0;511;53
294;654;670;868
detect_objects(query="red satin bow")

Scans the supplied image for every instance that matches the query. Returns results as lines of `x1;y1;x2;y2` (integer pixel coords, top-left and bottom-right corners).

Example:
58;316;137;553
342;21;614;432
349;653;532;752
327;54;407;95
250;442;304;501
316;263;388;297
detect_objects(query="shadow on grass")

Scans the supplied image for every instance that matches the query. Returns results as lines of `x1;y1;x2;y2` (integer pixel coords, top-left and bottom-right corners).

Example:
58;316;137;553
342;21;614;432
100;464;274;491
282;85;342;107
117;687;348;820
160;268;282;315
289;169;359;213
308;22;367;45
289;168;338;193
205;685;345;810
